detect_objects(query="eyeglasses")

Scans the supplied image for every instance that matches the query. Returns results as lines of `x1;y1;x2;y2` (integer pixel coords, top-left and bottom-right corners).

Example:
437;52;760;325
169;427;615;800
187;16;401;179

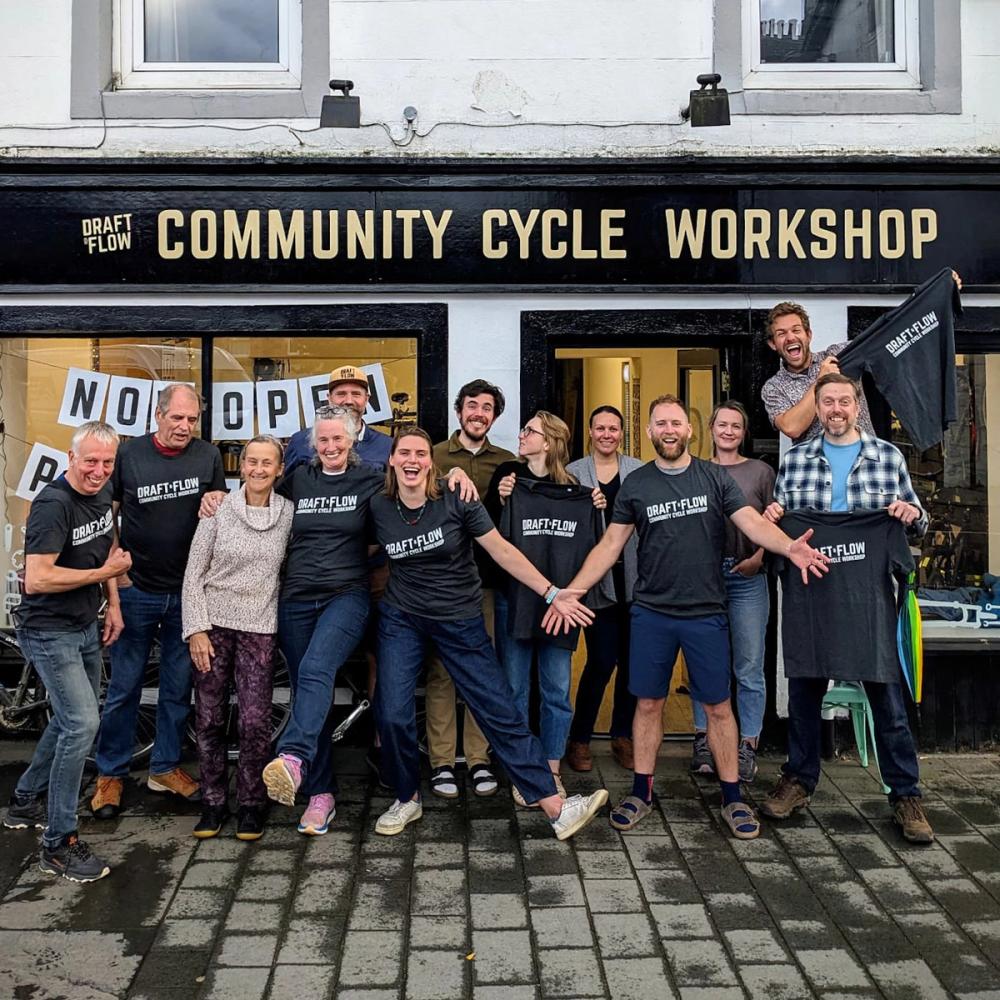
518;426;543;438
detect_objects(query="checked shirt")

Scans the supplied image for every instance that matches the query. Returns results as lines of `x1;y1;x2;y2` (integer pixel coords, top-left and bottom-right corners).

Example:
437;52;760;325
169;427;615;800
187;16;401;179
775;431;928;535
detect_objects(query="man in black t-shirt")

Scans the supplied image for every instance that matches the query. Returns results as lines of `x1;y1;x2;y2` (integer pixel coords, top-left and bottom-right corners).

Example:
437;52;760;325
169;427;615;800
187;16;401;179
546;395;828;840
4;421;132;882
91;384;226;820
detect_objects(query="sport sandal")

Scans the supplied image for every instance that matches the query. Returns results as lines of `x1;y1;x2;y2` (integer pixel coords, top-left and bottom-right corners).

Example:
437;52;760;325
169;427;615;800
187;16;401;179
609;795;652;831
721;801;761;840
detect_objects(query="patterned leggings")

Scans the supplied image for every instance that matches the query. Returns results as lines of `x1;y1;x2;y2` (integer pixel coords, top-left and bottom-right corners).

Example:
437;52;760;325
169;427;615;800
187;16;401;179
192;625;276;807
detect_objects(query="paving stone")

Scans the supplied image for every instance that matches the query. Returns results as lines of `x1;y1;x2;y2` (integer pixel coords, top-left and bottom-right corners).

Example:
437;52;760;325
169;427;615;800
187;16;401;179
471;929;535;985
276;916;344;964
831;834;900;869
528;874;586;908
155;918;219;949
797;949;871;989
520;840;578;876
414;841;465;868
739;963;812;1000
234;872;294;902
778;919;847;950
636;866;705;904
773;827;838;855
867;959;950;999
409;915;469;950
360;854;411;880
293;868;353;913
537;947;605;997
530;906;595;948
662;938;737;986
473;989;539;1000
812;880;884;925
215;933;279;967
583;877;644;913
796;855;856;882
684;853;756;896
269;963;337;999
593;911;658;957
623;834;680;869
857;867;937;913
339;930;403;987
224;902;284;932
669;823;730;852
349;880;409;930
413;869;467;915
728;835;787;861
468;818;518;851
602;957;676;999
575;849;633;879
650;903;714;939
202;966;269;1000
166;889;230;919
128;946;212;992
180;862;241;890
471;892;528;929
677;989;744;1000
406;949;468;1000
723;928;788;963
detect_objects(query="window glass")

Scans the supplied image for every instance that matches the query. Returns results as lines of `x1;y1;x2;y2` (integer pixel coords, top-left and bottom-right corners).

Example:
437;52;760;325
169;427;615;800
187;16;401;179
143;0;279;64
760;0;895;64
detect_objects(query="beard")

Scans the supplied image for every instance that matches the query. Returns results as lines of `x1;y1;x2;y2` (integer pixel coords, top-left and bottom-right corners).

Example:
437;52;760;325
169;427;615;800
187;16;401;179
652;434;689;461
461;417;490;442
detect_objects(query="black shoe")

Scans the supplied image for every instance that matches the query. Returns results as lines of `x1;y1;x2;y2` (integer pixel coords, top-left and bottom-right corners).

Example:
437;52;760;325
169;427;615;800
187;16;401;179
690;732;716;776
3;792;46;831
39;834;111;883
236;805;266;841
193;804;229;839
366;746;392;791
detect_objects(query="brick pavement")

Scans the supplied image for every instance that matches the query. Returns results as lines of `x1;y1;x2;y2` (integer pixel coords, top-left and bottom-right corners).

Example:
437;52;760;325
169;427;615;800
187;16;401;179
1;739;999;999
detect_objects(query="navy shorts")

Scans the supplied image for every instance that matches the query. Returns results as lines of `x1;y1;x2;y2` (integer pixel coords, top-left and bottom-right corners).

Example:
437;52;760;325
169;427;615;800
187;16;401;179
628;605;731;706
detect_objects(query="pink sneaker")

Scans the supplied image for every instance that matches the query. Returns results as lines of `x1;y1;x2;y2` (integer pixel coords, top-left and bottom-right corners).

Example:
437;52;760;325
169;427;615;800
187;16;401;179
298;794;336;836
262;754;302;807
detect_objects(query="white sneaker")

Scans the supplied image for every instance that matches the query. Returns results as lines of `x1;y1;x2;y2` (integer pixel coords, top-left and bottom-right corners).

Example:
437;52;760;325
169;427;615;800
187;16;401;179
375;797;423;836
551;790;610;841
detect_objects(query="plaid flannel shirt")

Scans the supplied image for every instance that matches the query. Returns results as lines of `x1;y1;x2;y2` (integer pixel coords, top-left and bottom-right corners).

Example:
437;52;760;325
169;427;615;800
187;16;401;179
775;432;928;536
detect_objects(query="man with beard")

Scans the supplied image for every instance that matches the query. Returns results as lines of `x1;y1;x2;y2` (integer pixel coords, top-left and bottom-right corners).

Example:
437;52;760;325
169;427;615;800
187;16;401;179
760;372;933;843
427;379;515;798
543;395;828;839
284;365;392;474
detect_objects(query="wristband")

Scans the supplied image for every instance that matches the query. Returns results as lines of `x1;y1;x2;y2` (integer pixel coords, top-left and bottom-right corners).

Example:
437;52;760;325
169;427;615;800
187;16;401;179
544;586;560;605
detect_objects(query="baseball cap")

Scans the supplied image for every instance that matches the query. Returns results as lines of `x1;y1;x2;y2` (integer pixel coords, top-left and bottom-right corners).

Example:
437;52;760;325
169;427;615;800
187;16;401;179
328;365;370;390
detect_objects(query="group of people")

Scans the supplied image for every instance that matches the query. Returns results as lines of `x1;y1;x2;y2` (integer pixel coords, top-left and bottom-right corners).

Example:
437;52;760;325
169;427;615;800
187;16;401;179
3;297;937;883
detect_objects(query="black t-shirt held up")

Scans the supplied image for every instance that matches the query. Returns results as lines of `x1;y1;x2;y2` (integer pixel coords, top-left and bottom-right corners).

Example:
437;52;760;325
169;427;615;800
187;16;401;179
112;435;226;593
369;488;496;621
277;463;384;602
18;476;115;630
611;458;748;618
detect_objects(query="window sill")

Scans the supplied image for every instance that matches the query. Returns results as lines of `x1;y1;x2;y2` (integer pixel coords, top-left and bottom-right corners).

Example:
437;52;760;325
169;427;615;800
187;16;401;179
733;87;960;116
100;88;312;119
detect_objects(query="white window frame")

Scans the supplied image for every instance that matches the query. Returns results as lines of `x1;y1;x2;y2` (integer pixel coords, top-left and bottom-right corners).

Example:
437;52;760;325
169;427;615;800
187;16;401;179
114;0;302;90
743;0;921;91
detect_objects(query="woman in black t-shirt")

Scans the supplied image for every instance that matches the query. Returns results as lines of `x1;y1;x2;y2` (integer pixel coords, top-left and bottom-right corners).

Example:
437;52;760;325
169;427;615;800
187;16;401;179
368;429;608;841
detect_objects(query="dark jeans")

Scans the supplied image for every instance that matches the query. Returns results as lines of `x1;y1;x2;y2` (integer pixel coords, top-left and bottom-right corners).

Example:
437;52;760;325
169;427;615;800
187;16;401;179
784;677;922;799
277;590;370;797
15;623;102;847
193;625;277;808
570;602;635;742
375;603;557;804
95;584;192;777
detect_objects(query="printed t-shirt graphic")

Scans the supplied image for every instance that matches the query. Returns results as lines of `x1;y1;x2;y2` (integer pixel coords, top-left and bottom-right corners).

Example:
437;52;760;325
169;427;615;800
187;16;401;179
838;267;962;451
499;479;608;649
113;435;226;593
369;488;496;620
18;477;115;629
611;458;748;618
277;464;384;602
776;509;914;684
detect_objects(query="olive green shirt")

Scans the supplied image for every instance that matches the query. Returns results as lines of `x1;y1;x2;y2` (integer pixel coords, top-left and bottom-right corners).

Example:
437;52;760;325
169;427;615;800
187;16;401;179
433;431;515;498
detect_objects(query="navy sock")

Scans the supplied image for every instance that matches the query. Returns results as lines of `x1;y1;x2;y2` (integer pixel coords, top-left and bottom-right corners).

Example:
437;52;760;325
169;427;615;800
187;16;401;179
631;773;654;805
720;779;742;806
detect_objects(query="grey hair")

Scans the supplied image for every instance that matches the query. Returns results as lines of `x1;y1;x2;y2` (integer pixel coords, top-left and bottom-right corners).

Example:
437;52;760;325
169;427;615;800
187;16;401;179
156;382;203;416
310;405;361;468
239;434;284;464
70;420;119;453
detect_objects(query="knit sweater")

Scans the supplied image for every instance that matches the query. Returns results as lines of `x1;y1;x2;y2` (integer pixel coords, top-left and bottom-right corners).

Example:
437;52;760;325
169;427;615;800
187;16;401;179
181;485;293;639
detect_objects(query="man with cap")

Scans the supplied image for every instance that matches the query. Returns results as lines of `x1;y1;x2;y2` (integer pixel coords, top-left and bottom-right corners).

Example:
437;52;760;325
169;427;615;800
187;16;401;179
284;365;393;474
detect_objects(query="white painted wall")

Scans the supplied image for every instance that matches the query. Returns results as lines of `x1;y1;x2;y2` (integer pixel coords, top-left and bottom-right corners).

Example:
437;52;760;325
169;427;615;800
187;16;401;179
0;0;997;156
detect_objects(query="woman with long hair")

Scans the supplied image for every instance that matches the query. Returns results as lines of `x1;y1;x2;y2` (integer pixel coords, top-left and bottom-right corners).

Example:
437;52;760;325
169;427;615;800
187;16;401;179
691;400;775;783
369;428;608;839
565;405;643;773
487;411;606;805
182;435;293;841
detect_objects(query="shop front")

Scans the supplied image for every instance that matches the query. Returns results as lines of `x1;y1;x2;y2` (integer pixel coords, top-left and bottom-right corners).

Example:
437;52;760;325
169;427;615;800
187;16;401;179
1;157;997;748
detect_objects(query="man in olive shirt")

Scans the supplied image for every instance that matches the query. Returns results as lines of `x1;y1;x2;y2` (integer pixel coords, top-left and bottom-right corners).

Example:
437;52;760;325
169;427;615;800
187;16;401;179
428;379;514;798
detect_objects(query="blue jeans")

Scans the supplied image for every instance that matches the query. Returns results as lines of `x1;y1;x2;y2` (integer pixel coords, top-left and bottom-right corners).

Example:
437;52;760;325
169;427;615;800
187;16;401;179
277;589;370;797
15;624;102;847
692;561;769;739
494;593;573;761
375;602;556;804
784;677;922;799
95;584;192;777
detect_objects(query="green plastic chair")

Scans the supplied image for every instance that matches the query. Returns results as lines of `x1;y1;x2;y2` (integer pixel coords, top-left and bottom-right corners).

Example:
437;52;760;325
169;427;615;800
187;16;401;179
821;682;891;795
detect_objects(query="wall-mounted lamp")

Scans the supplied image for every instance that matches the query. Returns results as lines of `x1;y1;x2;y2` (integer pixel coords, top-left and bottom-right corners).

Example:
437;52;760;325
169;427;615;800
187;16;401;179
320;79;361;128
681;73;731;127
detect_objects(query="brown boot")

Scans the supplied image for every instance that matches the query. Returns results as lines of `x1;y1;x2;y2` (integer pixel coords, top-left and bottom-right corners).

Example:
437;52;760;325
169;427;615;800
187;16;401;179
759;774;810;820
893;796;935;844
565;741;593;772
90;777;124;820
147;768;201;801
611;737;635;771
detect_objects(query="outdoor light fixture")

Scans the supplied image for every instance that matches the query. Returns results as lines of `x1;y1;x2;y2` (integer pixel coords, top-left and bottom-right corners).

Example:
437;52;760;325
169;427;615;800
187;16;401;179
683;73;731;127
320;79;361;129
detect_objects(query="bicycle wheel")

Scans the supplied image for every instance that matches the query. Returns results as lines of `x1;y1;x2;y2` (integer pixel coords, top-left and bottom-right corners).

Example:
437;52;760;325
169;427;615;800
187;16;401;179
0;639;49;734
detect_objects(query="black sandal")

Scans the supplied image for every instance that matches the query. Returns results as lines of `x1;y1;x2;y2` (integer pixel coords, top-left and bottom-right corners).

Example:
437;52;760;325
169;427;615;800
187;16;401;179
469;765;498;797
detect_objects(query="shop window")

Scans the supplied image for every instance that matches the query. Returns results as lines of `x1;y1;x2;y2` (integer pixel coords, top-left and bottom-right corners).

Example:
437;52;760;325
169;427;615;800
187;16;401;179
713;0;961;115
70;0;329;119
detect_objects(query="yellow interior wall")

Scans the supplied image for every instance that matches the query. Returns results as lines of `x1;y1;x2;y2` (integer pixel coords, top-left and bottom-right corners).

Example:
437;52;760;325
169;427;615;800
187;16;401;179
987;355;999;574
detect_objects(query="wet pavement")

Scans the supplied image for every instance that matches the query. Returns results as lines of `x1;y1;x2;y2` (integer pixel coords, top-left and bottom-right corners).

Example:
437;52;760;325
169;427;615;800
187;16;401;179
1;737;999;999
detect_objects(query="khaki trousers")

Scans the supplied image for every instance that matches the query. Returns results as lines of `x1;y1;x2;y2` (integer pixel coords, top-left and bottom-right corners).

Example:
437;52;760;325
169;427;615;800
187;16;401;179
424;589;496;768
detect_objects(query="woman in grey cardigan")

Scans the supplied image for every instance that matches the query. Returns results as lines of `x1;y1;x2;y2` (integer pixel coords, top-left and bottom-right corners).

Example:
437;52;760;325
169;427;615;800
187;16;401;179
565;406;643;773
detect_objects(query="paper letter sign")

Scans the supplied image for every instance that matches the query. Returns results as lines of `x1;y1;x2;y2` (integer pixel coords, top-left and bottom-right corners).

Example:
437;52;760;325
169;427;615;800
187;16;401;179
57;368;110;428
212;383;254;440
362;364;392;424
16;443;68;501
255;379;301;437
298;373;330;427
105;376;153;436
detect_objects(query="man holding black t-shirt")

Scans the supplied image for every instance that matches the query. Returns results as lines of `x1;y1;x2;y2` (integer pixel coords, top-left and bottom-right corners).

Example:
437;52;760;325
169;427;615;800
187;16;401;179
91;384;226;820
4;422;132;882
544;395;829;840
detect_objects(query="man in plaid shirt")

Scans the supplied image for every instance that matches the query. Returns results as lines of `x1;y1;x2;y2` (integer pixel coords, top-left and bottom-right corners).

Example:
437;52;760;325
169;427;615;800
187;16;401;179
761;372;934;844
